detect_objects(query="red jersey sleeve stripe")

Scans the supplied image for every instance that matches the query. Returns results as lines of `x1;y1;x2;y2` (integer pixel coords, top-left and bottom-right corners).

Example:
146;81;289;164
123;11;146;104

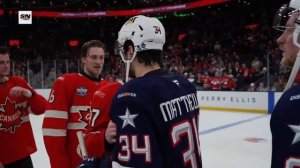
43;128;66;137
70;106;90;113
44;110;68;119
67;123;87;130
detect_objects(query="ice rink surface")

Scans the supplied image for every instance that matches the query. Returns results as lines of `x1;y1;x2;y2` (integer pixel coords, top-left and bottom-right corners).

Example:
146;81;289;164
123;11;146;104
30;110;271;168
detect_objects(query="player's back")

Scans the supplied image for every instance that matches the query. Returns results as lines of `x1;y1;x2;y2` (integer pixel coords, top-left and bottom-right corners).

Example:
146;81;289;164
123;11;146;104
110;70;202;168
270;85;300;168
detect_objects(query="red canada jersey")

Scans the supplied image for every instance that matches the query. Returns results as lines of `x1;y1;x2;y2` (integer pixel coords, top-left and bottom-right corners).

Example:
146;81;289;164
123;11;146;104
221;76;235;91
211;77;222;90
0;76;47;164
201;75;212;90
84;82;122;158
42;73;108;168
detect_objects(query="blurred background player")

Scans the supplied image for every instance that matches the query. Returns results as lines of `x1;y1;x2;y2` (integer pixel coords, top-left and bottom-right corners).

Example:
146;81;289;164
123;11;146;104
42;40;108;168
0;46;47;168
108;15;202;167
271;1;300;167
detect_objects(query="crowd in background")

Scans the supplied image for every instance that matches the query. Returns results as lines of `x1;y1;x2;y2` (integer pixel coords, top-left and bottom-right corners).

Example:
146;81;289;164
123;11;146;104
0;0;290;91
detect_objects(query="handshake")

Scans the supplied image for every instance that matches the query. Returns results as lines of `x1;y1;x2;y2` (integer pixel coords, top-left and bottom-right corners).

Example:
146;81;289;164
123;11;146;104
76;131;111;168
77;158;101;168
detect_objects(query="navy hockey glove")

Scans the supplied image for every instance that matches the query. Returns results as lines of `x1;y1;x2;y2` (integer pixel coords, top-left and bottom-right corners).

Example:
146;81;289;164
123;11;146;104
77;158;101;168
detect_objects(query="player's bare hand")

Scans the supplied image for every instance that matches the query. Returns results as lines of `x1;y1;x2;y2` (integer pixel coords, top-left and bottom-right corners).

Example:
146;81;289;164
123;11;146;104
9;86;32;98
105;120;117;144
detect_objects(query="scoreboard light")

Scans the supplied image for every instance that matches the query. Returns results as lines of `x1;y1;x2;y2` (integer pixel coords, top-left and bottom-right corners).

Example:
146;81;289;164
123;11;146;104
9;40;20;47
69;40;79;47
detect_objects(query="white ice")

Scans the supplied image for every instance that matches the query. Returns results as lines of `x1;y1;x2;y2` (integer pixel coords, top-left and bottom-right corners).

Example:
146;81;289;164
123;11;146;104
30;110;271;168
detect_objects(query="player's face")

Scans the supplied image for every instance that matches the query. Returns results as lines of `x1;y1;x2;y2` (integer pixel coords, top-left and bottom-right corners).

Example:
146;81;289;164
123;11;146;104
277;12;300;68
82;47;105;78
0;53;10;78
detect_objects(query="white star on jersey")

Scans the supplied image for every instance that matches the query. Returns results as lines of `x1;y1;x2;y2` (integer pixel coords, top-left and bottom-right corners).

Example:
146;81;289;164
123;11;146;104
289;124;300;144
119;108;138;129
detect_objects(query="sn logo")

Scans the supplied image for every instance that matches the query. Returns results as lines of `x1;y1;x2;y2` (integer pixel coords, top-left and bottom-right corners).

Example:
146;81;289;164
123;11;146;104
18;11;32;24
20;14;31;20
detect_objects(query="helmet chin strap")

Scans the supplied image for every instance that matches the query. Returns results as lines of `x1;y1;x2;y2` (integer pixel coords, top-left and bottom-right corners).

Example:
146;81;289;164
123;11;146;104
285;17;300;91
119;50;137;82
284;51;300;91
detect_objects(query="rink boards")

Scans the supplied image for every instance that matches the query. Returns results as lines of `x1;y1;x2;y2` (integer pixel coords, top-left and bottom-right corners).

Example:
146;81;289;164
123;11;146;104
36;89;283;114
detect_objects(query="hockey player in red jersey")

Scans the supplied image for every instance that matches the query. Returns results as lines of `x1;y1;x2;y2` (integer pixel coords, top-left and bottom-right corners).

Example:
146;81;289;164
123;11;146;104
0;46;47;168
42;40;109;168
82;82;121;159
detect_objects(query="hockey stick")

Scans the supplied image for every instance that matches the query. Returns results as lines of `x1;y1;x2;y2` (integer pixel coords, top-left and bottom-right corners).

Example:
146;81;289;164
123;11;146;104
77;131;88;160
77;131;102;168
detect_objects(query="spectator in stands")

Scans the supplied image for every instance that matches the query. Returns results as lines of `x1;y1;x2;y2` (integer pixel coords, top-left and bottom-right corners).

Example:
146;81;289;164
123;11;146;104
247;82;256;91
201;71;212;90
221;71;236;91
211;70;222;90
251;56;263;73
256;82;267;91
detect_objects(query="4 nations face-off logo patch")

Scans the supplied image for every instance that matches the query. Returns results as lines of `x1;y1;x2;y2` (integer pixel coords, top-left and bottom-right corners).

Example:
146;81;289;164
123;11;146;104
0;98;26;133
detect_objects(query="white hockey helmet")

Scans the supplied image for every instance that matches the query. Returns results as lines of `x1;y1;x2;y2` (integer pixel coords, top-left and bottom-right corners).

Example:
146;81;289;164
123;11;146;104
291;0;300;48
290;0;300;9
115;15;166;82
289;0;300;91
115;15;165;63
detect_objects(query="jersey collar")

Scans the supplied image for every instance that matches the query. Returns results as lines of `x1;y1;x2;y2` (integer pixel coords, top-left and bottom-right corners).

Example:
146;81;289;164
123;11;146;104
144;69;166;77
80;70;103;82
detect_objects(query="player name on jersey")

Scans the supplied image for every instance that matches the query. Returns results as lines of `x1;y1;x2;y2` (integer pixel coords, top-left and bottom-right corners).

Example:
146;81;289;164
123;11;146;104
160;93;198;122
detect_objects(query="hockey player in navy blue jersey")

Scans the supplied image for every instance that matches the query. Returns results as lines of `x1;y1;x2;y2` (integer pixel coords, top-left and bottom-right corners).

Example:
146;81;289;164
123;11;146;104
106;15;202;168
271;0;300;167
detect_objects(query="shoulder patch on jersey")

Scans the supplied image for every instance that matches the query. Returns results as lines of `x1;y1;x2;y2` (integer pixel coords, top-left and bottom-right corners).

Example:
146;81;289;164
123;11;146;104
77;86;88;96
57;76;65;81
172;80;180;86
117;92;136;98
94;90;106;98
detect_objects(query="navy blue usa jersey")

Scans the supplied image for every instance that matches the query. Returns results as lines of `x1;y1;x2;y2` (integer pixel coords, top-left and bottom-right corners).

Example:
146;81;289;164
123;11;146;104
270;85;300;168
110;70;202;168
